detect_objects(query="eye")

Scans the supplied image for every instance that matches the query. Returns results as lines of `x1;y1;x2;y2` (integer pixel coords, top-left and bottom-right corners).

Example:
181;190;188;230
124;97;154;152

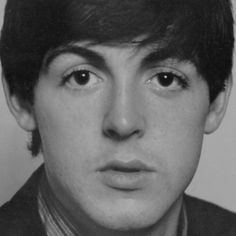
62;68;102;89
147;70;189;91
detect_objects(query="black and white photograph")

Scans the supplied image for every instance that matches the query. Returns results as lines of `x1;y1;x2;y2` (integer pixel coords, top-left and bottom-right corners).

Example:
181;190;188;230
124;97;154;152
0;0;236;235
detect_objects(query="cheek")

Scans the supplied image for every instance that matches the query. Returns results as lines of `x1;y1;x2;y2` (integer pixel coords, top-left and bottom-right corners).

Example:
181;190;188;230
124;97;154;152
147;93;209;191
33;92;109;210
33;90;105;176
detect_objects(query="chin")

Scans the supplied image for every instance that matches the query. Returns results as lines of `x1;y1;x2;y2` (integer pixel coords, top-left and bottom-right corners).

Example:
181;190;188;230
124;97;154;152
94;212;158;231
84;198;168;231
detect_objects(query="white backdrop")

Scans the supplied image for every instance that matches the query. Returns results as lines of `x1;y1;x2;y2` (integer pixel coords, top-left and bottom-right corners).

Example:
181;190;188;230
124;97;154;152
0;0;236;211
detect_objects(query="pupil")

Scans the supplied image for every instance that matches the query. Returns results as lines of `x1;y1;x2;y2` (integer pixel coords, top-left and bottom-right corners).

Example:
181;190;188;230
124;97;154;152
158;73;174;86
74;70;90;85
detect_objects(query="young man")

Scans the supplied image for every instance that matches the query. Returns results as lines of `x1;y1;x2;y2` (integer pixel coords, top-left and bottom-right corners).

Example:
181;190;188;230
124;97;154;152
0;0;235;235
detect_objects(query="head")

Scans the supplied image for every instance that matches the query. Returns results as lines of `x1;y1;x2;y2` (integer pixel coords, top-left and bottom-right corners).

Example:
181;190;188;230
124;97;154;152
0;0;234;155
0;0;234;234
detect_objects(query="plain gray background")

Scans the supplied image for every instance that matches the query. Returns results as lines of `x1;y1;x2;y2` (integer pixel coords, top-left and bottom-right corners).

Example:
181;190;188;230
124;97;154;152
0;0;236;211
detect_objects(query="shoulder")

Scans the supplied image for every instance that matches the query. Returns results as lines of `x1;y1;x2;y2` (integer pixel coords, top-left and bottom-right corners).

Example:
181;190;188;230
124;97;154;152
0;165;46;236
184;194;236;236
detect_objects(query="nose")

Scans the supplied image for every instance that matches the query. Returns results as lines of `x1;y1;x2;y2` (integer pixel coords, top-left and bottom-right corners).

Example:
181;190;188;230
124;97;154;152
102;85;145;141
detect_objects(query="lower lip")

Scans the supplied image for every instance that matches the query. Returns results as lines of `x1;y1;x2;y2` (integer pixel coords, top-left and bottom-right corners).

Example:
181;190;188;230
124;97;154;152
99;170;154;190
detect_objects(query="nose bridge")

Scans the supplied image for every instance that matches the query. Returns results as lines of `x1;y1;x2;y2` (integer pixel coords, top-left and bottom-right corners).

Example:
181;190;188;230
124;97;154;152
113;79;136;126
102;75;145;140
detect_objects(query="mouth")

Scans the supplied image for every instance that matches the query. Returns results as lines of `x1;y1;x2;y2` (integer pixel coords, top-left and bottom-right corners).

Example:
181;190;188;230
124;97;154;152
97;160;156;191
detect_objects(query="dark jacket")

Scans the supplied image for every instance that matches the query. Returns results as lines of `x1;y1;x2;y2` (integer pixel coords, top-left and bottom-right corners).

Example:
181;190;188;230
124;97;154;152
0;166;236;236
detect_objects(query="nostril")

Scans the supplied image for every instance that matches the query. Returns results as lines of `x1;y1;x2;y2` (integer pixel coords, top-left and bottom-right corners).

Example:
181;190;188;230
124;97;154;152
103;128;142;141
103;129;124;141
102;106;146;141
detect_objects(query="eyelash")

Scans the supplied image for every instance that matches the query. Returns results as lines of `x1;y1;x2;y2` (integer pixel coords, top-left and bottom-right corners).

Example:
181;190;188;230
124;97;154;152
61;66;101;88
60;65;189;92
160;72;188;87
147;69;189;90
62;68;83;84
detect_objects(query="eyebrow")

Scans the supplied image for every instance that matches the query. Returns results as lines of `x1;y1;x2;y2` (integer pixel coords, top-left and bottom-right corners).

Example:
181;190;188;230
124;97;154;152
42;43;187;73
42;44;107;71
141;47;178;68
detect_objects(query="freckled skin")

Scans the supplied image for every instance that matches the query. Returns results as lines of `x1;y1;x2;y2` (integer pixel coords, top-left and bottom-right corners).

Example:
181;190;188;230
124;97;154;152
33;42;211;235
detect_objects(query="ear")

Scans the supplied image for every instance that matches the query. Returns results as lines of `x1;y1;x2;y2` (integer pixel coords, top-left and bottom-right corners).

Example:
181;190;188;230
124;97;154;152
204;77;232;134
2;77;36;131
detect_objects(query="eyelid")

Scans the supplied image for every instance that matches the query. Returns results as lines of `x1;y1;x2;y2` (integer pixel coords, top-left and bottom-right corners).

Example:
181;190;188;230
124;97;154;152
146;66;189;86
62;64;102;83
149;66;187;79
146;66;190;91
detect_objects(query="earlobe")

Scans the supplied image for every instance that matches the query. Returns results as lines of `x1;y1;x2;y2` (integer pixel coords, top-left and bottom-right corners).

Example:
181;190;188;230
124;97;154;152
204;77;232;134
2;77;36;131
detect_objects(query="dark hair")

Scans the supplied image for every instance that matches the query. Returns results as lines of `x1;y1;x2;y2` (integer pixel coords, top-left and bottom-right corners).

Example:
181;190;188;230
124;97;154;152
0;0;234;156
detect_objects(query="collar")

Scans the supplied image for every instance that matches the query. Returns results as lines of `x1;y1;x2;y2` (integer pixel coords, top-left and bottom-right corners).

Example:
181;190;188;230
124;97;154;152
177;200;188;236
38;171;83;236
38;171;188;236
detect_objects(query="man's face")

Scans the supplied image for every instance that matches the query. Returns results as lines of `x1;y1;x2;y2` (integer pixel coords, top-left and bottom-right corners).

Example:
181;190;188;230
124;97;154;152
34;41;210;231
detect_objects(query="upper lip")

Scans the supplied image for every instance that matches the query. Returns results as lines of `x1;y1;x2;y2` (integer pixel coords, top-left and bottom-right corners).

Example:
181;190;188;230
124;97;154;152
98;160;156;173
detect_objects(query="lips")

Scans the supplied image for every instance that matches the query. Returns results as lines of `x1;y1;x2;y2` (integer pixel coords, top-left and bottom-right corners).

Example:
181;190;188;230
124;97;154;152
97;160;156;190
